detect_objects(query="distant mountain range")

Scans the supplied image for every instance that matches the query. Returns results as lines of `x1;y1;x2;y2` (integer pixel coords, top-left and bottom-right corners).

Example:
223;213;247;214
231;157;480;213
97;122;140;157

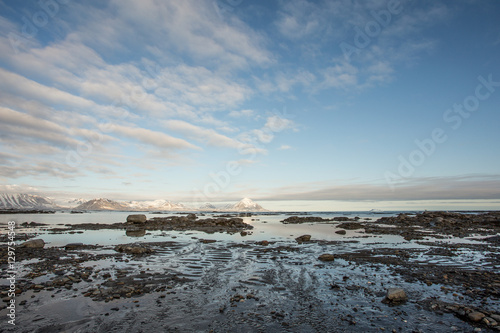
0;193;57;209
0;193;266;212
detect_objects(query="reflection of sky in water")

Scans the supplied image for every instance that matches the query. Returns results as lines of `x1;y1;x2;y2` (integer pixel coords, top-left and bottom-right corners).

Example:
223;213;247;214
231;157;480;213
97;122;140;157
1;211;493;251
0;212;384;246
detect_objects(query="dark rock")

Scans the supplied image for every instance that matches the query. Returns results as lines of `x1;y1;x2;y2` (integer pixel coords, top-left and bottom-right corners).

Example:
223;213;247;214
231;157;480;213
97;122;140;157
114;244;153;255
337;222;363;230
65;243;84;250
282;216;331;224
295;235;311;243
335;229;347;235
318;254;335;262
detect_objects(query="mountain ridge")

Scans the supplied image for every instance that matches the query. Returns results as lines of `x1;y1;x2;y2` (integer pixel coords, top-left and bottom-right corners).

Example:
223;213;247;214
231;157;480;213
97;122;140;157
0;193;266;212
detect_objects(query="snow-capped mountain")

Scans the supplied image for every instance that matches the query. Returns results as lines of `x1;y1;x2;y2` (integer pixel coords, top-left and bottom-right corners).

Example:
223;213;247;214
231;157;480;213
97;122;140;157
227;198;266;211
73;198;187;211
75;198;129;211
0;193;57;209
126;199;186;211
67;198;87;206
199;203;217;210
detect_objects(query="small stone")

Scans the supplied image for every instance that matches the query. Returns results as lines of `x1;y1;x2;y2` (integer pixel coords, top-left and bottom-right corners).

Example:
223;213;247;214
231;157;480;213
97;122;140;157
468;311;486;322
318;254;335;262
384;288;407;304
65;243;84;250
295;235;311;243
335;230;347;235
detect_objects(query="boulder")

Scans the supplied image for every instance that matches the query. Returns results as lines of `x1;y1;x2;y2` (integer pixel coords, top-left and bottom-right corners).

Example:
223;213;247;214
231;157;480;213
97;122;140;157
318;254;335;262
126;214;147;224
295;235;311;243
335;229;347;235
384;288;407;304
21;239;45;248
468;311;486;322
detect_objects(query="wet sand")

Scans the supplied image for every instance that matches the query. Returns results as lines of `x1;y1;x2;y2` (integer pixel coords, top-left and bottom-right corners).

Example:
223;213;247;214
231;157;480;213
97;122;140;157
1;212;499;332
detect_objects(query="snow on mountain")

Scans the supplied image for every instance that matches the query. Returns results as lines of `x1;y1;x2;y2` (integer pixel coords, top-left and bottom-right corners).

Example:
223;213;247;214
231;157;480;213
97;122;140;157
73;198;187;211
199;203;217;210
227;198;266;211
126;199;186;211
0;193;57;209
75;198;129;211
67;198;87;206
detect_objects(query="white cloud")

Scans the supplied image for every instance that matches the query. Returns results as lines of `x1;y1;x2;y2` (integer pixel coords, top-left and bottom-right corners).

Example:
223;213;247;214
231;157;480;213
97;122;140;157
278;145;292;150
106;124;200;151
163;120;241;149
229;109;255;118
72;0;273;70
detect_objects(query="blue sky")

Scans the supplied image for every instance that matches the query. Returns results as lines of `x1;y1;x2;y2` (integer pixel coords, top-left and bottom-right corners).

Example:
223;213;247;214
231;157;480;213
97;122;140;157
0;0;499;210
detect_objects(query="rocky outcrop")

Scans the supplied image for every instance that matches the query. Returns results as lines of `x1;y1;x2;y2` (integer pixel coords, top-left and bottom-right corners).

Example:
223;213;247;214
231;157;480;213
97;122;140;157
282;216;332;224
20;239;45;248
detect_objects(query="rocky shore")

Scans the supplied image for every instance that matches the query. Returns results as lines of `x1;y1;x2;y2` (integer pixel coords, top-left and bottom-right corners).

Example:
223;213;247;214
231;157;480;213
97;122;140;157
0;211;499;332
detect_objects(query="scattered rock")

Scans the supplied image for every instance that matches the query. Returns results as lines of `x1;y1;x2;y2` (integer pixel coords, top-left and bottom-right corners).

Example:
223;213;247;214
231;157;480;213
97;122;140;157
282;216;332;224
20;239;45;248
383;288;407;304
64;243;84;250
318;254;335;262
200;239;217;244
337;222;363;230
126;214;147;224
295;235;311;243
114;244;153;255
468;311;486;322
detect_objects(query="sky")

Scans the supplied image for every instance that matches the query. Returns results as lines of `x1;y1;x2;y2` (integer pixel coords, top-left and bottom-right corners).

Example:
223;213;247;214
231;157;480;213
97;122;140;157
0;0;499;211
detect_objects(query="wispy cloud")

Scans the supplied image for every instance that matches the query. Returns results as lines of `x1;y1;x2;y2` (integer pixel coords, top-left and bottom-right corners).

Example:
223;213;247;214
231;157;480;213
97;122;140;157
106;124;200;151
260;175;500;201
163;120;241;149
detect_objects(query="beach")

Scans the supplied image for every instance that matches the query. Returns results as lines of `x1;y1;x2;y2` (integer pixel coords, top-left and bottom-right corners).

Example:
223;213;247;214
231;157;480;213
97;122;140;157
1;211;499;332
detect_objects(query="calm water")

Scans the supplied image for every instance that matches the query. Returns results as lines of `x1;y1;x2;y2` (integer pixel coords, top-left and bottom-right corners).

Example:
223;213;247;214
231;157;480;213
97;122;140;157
0;211;406;247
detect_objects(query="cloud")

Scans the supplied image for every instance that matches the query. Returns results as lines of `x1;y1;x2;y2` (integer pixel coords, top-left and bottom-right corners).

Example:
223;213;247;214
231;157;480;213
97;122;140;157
229;109;255;118
107;124;200;151
163;120;242;149
260;175;500;201
0;106;81;148
278;145;292;150
72;0;273;70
